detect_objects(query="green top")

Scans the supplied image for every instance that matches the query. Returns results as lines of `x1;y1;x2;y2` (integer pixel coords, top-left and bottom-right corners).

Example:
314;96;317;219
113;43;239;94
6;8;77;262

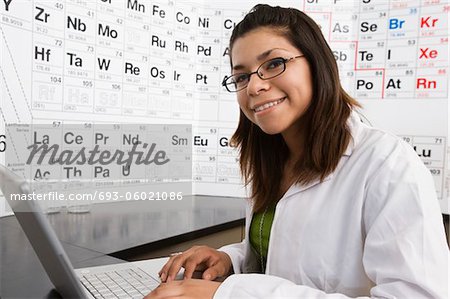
249;205;276;269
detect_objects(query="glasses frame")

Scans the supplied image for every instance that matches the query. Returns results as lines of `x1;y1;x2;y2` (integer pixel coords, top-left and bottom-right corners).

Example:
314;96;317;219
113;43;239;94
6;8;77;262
222;55;305;93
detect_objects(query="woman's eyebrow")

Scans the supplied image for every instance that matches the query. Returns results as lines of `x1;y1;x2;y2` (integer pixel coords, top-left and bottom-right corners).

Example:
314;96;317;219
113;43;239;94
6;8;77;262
256;48;279;60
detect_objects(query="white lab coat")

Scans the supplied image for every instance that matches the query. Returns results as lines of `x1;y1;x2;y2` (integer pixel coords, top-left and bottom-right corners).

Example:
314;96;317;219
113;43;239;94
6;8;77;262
215;113;449;298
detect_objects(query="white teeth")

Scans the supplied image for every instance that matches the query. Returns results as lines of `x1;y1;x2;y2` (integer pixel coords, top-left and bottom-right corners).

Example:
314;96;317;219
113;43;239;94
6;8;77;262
254;98;285;112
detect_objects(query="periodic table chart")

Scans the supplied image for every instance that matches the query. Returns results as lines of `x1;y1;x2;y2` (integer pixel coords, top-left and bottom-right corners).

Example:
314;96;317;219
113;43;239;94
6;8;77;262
0;0;448;216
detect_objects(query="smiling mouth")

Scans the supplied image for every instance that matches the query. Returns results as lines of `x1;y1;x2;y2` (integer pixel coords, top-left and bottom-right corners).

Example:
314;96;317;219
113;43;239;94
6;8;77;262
253;97;286;113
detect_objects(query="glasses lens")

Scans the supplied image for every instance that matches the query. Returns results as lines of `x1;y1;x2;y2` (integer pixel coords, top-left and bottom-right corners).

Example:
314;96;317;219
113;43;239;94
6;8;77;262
225;74;248;92
259;58;286;79
224;78;237;92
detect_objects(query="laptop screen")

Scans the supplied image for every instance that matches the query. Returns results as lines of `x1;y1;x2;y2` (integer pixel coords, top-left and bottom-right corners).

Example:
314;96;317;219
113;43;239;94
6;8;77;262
0;165;86;298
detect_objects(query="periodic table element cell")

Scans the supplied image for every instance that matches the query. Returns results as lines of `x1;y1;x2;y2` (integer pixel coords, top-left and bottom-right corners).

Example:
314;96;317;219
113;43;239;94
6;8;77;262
173;3;198;35
95;47;124;81
65;3;97;44
193;161;216;182
63;77;95;113
384;68;415;98
124;19;151;54
148;88;172;118
412;135;446;165
171;90;194;119
149;56;173;90
150;26;175;60
387;8;420;39
173;31;197;61
385;38;418;68
197;7;225;36
121;91;148;116
307;12;332;41
356;40;387;69
172;60;195;89
330;41;357;70
124;0;150;19
330;12;359;42
415;67;448;98
32;33;64;72
195;64;221;91
193;127;218;153
64;40;96;77
355;69;384;99
217;156;241;184
95;12;125;49
33;2;65;38
419;4;448;37
123;50;149;83
196;35;222;65
417;36;448;68
94;84;122;115
1;0;32;30
33;72;64;111
61;123;95;148
358;11;389;41
150;0;176;27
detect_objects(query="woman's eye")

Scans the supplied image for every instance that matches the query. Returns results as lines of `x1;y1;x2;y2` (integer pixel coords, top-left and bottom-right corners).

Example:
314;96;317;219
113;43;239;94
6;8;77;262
266;59;284;69
234;74;249;83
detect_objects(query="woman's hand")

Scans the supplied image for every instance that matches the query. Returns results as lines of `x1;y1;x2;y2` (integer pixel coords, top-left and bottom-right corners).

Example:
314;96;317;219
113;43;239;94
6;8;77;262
159;246;232;282
144;279;221;299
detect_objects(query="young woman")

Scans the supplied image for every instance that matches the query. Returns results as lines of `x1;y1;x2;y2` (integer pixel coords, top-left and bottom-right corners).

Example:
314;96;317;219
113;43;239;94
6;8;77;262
146;4;448;299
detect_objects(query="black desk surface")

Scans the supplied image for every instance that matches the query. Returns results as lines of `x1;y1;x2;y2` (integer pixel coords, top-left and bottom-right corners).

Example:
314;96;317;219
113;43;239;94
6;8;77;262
0;196;246;298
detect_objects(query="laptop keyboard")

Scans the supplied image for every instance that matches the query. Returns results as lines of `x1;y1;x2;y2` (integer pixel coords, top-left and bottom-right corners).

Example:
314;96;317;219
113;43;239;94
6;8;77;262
80;267;160;299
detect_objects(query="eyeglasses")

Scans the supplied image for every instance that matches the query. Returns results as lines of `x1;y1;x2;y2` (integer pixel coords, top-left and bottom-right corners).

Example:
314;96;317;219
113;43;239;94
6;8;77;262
222;55;304;93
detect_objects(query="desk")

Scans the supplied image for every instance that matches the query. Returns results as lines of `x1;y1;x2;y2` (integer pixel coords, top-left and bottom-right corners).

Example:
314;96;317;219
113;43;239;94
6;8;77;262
0;196;246;298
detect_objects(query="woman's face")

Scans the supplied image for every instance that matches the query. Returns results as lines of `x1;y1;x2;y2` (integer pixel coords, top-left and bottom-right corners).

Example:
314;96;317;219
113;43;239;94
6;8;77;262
231;27;313;135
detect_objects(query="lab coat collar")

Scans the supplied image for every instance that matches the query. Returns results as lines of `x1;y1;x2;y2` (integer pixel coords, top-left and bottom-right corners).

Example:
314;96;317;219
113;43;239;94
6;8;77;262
283;174;333;197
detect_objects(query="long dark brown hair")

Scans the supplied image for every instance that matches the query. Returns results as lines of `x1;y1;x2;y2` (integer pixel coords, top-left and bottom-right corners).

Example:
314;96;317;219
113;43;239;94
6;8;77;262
229;4;360;212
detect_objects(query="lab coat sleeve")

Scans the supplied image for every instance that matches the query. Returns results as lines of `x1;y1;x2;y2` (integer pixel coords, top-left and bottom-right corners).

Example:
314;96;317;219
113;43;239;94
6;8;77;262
218;199;252;274
214;141;449;299
214;274;371;299
360;142;448;298
218;240;246;274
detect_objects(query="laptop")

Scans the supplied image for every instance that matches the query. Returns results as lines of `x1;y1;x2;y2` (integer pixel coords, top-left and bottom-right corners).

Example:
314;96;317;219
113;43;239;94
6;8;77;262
0;165;163;298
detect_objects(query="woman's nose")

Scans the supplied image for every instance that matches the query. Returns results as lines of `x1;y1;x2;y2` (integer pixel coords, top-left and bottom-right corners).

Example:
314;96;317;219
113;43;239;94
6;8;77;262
246;73;270;96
